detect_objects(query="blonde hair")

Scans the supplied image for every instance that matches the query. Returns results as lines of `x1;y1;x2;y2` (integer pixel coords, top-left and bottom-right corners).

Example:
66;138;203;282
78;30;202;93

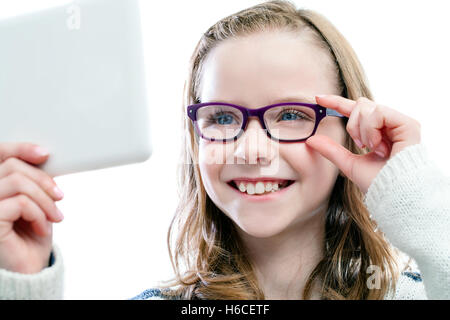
161;0;402;299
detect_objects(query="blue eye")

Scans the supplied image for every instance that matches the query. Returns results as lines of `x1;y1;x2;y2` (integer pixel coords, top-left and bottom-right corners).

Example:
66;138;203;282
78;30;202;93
280;110;308;121
206;111;238;126
281;113;299;121
216;114;234;125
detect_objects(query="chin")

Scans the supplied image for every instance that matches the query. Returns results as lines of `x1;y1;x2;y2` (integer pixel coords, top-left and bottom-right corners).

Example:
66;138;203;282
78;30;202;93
233;213;293;239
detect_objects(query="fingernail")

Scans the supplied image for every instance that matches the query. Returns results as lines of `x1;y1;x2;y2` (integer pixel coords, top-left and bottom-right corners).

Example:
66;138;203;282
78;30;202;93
375;150;386;158
35;146;50;157
316;95;328;99
56;209;64;221
53;186;64;199
355;139;364;149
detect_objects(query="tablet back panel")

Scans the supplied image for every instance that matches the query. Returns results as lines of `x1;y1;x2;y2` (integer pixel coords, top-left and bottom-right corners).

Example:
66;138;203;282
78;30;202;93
0;0;152;177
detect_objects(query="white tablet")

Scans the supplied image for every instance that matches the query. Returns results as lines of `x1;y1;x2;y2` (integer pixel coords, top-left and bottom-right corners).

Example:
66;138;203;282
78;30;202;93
0;0;152;177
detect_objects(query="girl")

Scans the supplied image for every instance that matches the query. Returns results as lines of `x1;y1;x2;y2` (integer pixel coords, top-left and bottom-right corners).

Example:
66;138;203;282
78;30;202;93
0;1;449;300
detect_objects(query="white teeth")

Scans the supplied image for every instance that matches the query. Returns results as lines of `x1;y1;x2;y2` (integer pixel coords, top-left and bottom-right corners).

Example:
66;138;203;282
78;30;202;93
234;181;286;195
246;183;255;195
255;182;265;194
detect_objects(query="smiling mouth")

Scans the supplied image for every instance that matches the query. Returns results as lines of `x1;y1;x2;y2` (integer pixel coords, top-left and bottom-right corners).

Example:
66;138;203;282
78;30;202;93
227;180;295;196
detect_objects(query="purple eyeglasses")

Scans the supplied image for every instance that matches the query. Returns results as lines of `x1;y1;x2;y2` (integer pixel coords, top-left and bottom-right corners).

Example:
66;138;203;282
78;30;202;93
187;102;347;143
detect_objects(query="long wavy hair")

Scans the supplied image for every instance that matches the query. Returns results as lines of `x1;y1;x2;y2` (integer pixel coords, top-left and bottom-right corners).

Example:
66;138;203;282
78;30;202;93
160;0;403;299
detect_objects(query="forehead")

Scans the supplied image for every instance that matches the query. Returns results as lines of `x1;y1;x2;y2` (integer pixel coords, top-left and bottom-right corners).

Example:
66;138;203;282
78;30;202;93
199;31;338;106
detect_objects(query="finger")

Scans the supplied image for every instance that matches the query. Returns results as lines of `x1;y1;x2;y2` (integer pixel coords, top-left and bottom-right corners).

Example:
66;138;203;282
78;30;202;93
0;143;50;165
315;95;357;118
0;195;50;237
317;95;415;132
0;173;63;223
357;99;379;149
306;134;357;181
0;157;64;201
359;103;386;152
346;103;364;148
373;134;392;158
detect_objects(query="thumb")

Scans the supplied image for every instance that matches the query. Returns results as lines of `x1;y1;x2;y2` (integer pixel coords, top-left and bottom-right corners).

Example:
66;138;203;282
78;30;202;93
306;135;354;178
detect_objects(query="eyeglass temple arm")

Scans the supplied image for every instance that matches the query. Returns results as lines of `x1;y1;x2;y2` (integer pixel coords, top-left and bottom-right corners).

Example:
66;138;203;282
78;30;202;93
326;108;346;118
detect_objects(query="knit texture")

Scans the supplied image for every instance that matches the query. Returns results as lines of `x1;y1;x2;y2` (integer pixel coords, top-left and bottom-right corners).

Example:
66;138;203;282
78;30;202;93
0;244;63;299
1;143;449;300
364;143;450;299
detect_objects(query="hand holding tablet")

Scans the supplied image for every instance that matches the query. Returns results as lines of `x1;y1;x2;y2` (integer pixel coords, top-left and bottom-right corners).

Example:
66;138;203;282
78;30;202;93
0;142;62;274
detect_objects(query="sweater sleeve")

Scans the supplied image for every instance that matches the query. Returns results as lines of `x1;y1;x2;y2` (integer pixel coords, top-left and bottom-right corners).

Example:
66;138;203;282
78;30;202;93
0;244;64;300
364;143;450;300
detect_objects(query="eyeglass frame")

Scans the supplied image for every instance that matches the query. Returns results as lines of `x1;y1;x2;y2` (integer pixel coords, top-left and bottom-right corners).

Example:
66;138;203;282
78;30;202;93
187;102;347;143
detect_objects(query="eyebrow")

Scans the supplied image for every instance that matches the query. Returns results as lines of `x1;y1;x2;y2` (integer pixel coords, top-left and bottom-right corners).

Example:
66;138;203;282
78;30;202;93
267;95;316;105
209;95;317;107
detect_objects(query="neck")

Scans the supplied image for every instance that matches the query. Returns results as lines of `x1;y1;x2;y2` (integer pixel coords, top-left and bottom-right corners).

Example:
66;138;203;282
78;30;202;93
238;208;326;300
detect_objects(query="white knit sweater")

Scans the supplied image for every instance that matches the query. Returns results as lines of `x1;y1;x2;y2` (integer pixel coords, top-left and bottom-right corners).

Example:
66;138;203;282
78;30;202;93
0;143;449;300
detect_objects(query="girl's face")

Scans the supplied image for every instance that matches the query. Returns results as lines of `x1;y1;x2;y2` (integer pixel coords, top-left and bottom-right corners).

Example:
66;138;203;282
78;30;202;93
198;31;346;238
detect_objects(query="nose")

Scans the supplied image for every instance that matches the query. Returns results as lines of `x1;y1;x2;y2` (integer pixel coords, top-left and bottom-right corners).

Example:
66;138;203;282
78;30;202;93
233;117;278;165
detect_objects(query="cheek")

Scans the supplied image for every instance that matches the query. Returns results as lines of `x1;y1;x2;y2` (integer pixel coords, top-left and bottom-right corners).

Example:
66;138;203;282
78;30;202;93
284;118;346;180
288;144;339;182
284;143;340;211
198;140;233;166
198;141;227;201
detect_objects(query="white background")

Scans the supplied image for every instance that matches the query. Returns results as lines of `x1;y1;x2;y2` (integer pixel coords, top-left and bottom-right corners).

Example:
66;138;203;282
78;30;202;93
1;0;449;299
